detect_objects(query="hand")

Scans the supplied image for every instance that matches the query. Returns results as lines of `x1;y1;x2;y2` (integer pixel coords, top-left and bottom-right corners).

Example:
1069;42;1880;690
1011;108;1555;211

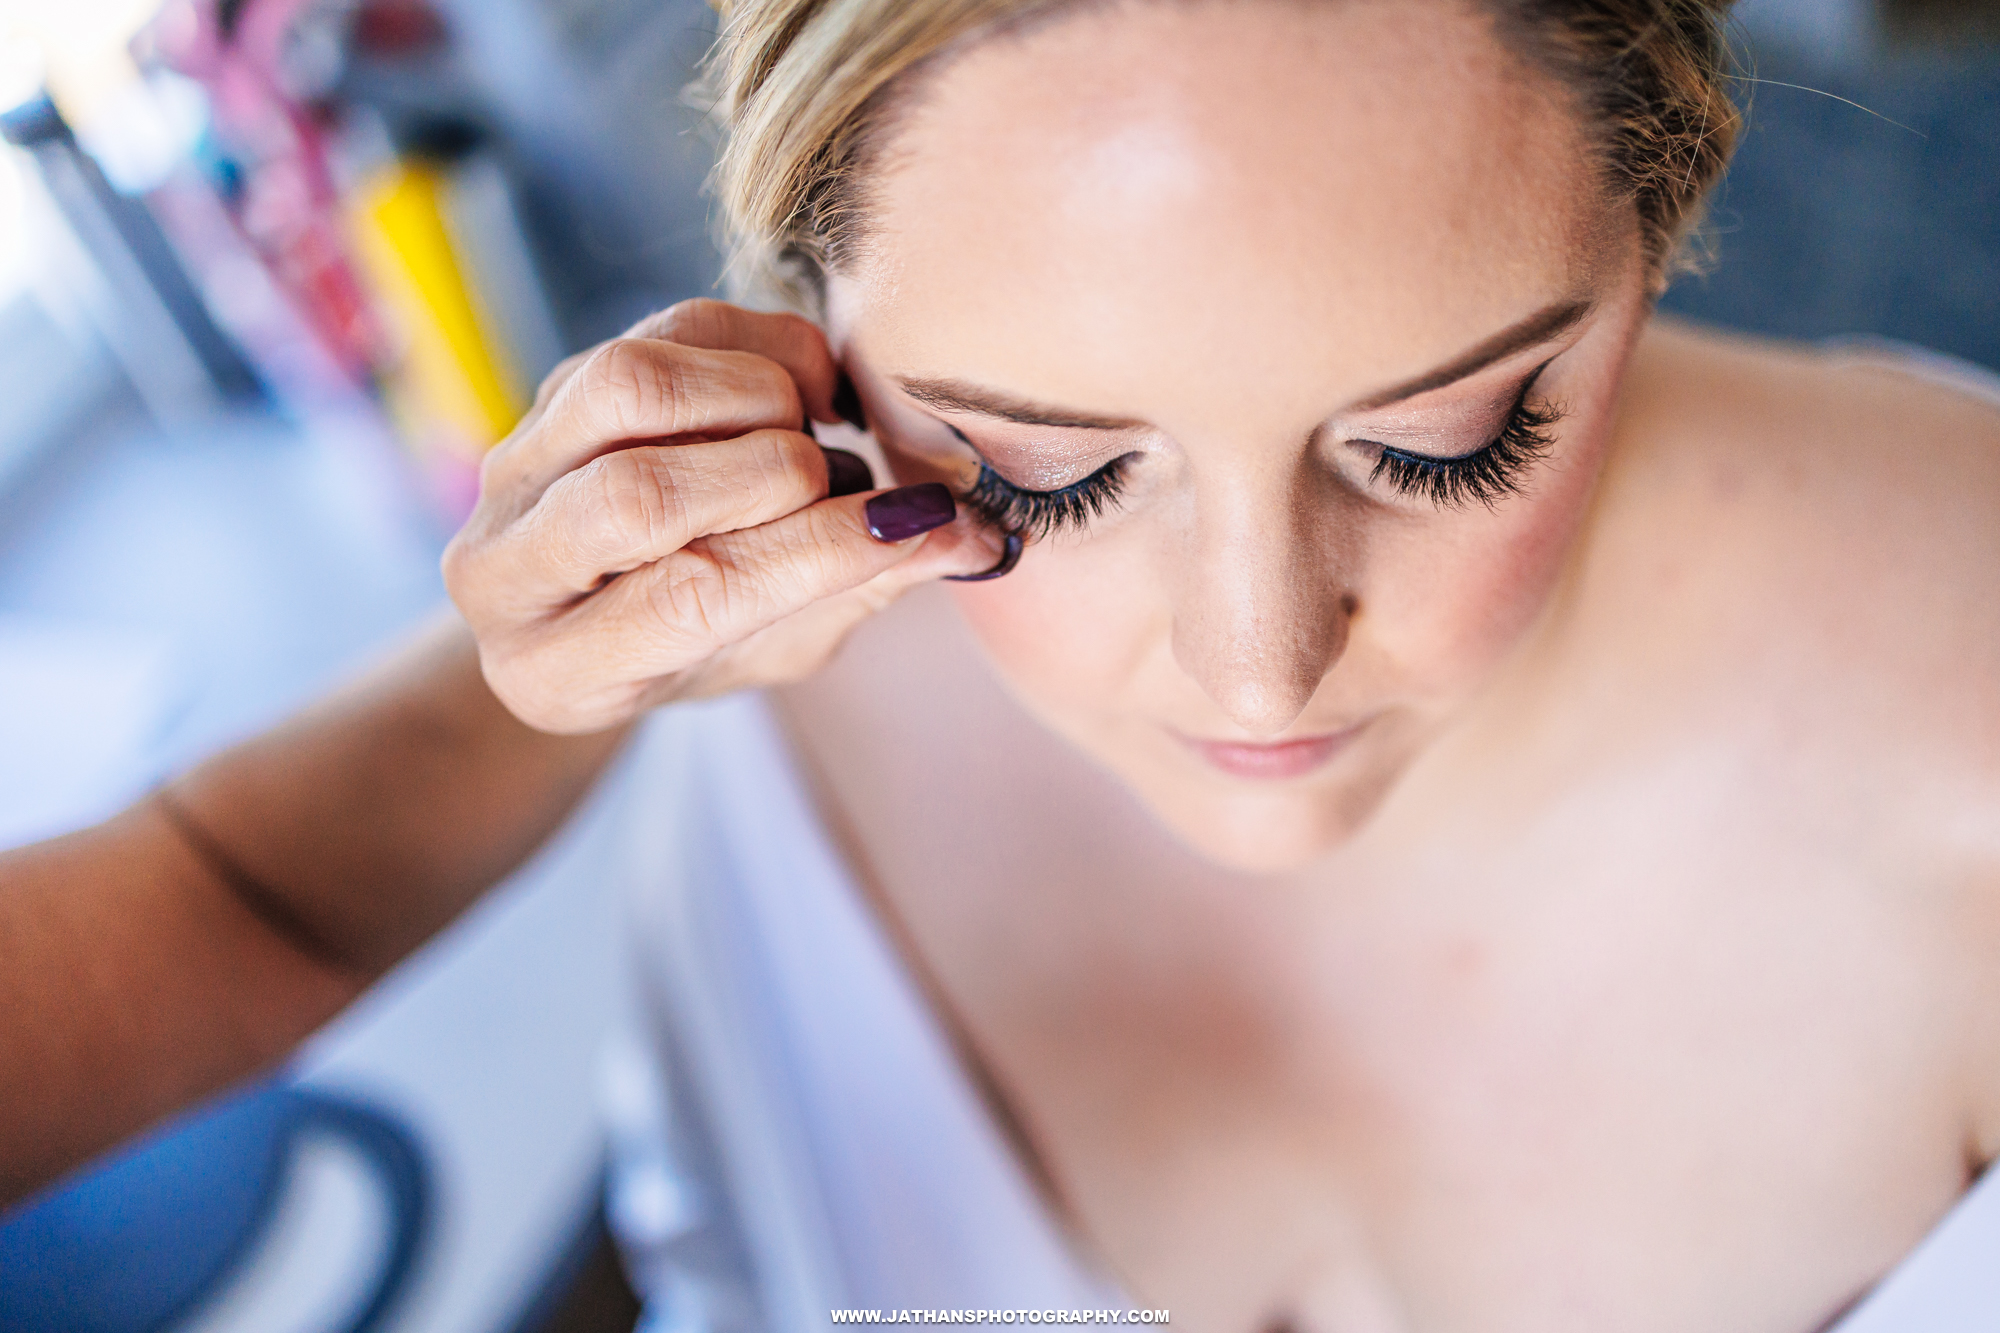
443;300;1002;734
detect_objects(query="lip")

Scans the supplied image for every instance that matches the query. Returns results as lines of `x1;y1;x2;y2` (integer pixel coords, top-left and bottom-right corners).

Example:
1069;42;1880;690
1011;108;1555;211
1174;724;1366;780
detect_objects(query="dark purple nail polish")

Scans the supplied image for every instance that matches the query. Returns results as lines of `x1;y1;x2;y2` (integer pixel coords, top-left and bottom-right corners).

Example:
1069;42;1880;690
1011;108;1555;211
865;483;955;542
833;372;867;431
821;447;875;498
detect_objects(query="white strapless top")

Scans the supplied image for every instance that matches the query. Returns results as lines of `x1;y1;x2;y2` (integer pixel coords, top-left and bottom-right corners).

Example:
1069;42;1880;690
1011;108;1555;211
604;694;1119;1332
600;692;2000;1332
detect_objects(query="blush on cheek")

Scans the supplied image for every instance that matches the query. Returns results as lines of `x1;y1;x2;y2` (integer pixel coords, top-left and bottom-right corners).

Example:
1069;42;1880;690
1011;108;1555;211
1395;439;1607;692
1471;507;1577;655
947;546;1152;718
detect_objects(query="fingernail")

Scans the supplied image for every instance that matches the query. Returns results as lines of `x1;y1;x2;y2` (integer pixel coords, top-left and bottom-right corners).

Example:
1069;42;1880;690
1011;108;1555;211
865;483;955;542
833;372;867;431
821;447;875;498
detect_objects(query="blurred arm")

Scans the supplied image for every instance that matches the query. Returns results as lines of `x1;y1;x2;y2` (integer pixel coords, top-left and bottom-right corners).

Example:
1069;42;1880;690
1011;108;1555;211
0;610;630;1205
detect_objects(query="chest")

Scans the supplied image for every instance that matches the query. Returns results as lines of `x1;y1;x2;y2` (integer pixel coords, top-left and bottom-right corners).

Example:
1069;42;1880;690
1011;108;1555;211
942;817;1966;1327
771;607;1983;1333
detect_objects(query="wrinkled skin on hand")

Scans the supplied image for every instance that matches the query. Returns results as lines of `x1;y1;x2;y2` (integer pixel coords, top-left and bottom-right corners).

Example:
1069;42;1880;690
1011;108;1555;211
444;300;1002;734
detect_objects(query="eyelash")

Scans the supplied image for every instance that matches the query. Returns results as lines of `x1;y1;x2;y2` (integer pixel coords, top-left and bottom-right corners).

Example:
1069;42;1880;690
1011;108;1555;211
963;454;1132;539
955;378;1563;537
1367;389;1565;510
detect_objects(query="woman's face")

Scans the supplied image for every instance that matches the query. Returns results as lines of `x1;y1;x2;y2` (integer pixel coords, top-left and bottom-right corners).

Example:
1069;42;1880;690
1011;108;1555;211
830;0;1652;871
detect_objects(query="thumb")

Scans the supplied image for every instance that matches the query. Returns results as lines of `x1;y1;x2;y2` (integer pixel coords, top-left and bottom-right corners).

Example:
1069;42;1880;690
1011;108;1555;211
659;506;1019;701
775;510;1013;644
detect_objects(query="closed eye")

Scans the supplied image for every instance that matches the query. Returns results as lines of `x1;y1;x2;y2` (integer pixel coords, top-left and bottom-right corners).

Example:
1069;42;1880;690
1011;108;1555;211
963;454;1133;538
1361;366;1564;509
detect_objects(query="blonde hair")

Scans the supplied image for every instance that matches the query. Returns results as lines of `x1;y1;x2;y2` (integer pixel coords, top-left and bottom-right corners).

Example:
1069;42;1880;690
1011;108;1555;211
701;0;1740;306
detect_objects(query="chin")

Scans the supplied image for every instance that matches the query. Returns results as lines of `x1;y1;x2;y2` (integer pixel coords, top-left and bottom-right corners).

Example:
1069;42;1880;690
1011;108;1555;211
1128;760;1402;874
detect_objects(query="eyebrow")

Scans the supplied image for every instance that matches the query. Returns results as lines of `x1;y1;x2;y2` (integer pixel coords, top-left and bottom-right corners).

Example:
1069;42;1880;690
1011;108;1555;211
892;296;1593;430
1343;298;1593;411
894;376;1145;430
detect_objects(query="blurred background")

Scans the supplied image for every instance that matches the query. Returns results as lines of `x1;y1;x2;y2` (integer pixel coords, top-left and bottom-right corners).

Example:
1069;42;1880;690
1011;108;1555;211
0;0;1991;1330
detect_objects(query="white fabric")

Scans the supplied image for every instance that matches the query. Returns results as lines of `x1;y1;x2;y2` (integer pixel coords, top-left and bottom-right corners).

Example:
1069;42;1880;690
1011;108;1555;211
608;694;1117;1331
1828;1167;2000;1332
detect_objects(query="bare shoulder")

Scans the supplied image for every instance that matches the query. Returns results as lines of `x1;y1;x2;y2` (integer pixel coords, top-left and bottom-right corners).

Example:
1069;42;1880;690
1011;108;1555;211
1602;315;2000;665
1597;321;2000;1147
1592;316;2000;811
1612;317;2000;560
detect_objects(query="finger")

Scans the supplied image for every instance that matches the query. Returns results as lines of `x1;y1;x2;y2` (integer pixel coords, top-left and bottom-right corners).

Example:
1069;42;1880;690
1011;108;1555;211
548;488;955;673
649;562;932;702
479;499;1009;729
490;337;807;501
529;299;830;419
496;429;833;599
653;509;1010;701
507;302;836;471
694;486;1015;613
623;299;841;425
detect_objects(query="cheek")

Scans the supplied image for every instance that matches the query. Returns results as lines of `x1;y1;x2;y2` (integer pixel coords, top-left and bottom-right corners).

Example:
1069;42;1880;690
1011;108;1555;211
1367;430;1607;697
949;534;1163;715
949;450;1603;725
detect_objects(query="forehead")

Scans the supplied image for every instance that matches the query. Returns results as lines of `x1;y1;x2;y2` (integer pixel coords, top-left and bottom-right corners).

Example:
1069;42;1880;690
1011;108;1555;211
843;0;1621;423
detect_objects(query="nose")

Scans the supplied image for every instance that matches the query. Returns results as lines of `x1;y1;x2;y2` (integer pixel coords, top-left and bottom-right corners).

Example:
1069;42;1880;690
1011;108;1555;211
1167;481;1354;736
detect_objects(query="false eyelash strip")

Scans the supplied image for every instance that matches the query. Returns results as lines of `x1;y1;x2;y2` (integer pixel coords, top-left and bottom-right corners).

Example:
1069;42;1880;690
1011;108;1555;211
1369;398;1563;509
955;384;1562;537
963;455;1131;539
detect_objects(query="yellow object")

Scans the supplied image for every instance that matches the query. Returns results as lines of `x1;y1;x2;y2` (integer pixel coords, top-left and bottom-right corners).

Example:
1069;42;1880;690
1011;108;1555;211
348;161;525;455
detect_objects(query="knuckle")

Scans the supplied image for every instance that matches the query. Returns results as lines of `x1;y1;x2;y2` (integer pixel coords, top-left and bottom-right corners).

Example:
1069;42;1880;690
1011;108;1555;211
475;442;505;491
732;355;801;422
565;450;688;565
441;515;509;605
440;533;474;595
770;310;831;359
474;436;523;501
574;338;690;438
615;450;695;549
487;631;636;735
647;552;732;646
730;519;847;614
787;507;867;587
745;428;821;503
569;327;806;442
656;298;734;346
720;553;790;621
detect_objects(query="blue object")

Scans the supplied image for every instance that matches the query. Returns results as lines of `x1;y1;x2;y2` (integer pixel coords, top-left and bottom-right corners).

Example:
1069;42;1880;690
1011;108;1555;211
1660;39;2000;372
0;1081;430;1333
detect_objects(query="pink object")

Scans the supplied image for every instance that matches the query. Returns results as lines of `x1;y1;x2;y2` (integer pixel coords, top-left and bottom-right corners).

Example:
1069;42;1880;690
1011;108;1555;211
146;0;389;383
